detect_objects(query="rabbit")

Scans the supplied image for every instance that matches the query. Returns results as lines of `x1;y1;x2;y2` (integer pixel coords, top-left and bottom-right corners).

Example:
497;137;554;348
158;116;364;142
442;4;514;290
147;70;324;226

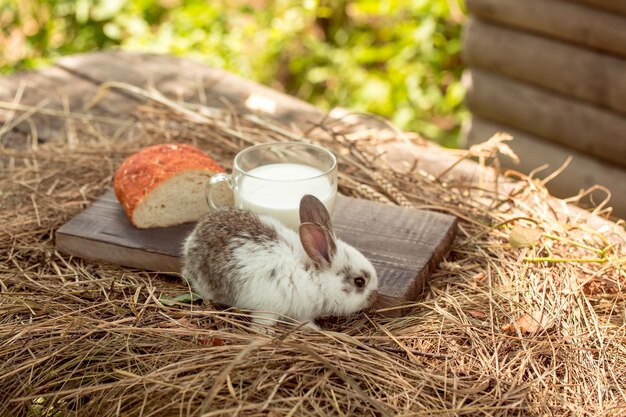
182;194;378;329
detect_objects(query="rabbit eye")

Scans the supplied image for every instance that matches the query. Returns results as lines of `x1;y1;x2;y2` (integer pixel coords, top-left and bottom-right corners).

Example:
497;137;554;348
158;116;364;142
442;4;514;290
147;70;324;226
354;277;366;288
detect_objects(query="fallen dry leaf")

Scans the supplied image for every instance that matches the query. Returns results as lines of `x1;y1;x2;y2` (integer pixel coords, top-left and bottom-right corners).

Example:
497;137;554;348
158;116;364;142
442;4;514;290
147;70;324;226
472;272;486;282
466;309;487;319
509;225;542;249
199;337;224;347
502;310;552;334
583;280;605;296
469;272;486;288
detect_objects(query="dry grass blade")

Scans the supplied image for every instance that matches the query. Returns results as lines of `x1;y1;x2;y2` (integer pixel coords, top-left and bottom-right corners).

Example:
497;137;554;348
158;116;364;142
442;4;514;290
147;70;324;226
1;85;625;416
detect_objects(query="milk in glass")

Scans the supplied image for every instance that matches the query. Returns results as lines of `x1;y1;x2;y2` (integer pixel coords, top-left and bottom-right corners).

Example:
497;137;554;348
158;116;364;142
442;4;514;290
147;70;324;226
236;163;336;230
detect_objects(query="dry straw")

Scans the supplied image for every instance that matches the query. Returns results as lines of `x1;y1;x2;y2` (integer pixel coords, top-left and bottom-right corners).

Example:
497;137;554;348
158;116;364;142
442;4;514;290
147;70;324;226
1;85;625;416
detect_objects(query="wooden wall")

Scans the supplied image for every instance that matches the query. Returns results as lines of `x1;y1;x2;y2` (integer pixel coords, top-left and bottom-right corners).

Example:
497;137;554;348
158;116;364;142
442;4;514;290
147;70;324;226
463;0;626;219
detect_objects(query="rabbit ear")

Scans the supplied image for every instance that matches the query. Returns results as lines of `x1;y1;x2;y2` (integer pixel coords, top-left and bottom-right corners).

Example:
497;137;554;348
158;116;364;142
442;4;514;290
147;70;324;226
299;222;337;268
299;195;333;234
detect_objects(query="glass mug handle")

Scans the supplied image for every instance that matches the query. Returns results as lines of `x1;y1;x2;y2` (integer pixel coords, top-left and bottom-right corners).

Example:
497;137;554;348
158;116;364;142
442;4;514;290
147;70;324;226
205;173;232;209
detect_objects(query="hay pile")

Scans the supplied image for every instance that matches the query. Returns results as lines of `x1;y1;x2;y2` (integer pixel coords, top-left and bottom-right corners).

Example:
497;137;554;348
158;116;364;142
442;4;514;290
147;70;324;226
1;89;625;417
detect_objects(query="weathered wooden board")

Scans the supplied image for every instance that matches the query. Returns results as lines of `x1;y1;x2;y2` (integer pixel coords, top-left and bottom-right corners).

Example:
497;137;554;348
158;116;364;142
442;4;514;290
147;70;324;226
467;116;626;220
57;51;325;128
464;69;626;168
463;18;626;116
565;0;626;16
0;65;137;145
56;190;457;314
466;0;626;58
1;51;327;146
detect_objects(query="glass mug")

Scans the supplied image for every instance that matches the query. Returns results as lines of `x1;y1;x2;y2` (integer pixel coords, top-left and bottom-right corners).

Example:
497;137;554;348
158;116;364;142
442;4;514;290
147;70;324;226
205;142;338;230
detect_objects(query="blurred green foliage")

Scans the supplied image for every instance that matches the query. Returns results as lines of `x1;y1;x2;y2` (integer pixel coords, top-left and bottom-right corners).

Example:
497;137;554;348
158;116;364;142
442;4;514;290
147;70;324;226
0;0;467;146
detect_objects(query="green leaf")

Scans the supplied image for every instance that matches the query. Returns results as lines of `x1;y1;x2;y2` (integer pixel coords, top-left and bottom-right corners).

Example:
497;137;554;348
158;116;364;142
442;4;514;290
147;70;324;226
91;0;126;21
159;292;203;306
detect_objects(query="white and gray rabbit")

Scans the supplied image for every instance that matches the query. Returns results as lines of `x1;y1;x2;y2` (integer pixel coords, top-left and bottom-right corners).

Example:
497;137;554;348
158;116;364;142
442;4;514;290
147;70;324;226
182;194;378;328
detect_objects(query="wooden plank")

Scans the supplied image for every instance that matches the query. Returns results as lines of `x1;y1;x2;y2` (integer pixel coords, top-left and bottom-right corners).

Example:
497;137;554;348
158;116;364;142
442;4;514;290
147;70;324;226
463;18;626;116
56;190;458;316
466;116;626;220
466;0;626;58
464;69;626;168
0;65;136;144
55;191;193;273
2;51;327;147
57;51;326;128
564;0;626;16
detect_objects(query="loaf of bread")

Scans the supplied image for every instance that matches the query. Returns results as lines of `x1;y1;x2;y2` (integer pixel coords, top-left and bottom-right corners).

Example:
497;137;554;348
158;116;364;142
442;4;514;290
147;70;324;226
114;143;225;228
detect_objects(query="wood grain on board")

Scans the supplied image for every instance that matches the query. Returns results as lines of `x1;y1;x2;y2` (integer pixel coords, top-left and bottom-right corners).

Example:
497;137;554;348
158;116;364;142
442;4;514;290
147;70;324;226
463;18;626;116
565;0;626;16
466;0;626;59
0;51;325;147
465;68;626;168
56;190;458;315
0;65;136;145
57;51;325;128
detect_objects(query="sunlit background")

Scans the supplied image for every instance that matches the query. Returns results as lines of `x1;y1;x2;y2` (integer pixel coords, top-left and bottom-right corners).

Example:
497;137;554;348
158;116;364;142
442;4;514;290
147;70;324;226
0;0;467;146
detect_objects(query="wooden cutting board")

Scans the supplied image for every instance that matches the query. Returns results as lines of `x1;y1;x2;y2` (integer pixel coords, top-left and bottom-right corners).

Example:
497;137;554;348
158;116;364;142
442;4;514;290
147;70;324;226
56;190;457;314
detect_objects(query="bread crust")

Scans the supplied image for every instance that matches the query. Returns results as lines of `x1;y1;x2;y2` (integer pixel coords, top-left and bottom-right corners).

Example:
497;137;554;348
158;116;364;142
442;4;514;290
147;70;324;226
114;144;224;226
